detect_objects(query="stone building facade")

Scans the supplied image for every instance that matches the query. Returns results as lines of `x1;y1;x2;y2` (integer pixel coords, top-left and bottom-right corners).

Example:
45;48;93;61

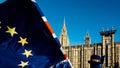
59;20;120;68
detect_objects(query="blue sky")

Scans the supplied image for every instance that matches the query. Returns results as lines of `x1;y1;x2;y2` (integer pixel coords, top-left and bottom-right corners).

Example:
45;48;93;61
1;0;120;45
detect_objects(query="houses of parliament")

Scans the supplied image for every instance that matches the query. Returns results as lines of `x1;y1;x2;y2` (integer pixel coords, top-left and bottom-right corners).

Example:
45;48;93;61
59;19;120;68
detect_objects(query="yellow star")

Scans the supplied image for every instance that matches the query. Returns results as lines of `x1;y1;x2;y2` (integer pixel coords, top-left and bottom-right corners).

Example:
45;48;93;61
22;49;33;58
0;21;1;29
18;37;28;46
6;26;18;37
18;61;28;68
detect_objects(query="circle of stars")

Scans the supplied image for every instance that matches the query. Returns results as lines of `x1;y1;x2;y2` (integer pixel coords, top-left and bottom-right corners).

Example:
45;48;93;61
0;21;33;68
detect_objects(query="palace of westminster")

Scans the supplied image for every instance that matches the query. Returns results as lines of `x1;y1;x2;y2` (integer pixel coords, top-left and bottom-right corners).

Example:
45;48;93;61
59;19;120;68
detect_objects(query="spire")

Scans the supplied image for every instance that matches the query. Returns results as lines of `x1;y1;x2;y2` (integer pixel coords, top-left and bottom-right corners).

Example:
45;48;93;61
59;18;69;46
62;18;67;34
63;18;66;27
86;32;89;37
63;18;66;30
84;32;91;46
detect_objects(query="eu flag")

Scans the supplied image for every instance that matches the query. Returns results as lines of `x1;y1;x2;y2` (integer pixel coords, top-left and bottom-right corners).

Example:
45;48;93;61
0;0;65;68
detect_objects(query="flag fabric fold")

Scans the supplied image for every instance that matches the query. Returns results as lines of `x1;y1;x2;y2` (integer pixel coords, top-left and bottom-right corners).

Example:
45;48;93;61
0;0;67;68
52;60;71;68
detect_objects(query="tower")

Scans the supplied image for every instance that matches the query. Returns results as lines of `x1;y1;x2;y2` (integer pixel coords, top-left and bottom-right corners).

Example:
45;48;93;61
84;32;91;46
59;18;69;46
100;27;116;67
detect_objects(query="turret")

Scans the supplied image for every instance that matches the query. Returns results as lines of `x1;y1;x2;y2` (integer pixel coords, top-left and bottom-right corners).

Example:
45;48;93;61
84;32;91;46
100;27;116;67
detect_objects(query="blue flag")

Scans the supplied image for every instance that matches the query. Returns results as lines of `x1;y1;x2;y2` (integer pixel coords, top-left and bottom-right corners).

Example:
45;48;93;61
54;61;71;68
0;0;65;68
